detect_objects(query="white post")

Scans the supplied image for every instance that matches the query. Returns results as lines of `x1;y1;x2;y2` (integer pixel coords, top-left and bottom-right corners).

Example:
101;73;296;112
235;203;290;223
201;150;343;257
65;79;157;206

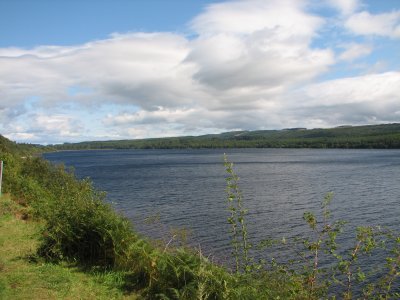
0;160;3;197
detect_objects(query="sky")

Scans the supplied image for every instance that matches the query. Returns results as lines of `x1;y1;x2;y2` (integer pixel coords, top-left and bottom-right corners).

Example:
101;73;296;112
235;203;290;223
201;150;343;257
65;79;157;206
0;0;399;144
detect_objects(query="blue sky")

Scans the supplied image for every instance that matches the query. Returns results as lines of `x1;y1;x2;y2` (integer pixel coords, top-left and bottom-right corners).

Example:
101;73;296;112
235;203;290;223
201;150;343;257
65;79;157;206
0;0;399;144
0;1;216;47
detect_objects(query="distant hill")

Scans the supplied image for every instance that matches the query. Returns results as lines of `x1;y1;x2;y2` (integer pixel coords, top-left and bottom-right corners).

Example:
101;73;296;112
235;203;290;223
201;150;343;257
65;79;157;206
53;123;400;150
0;135;48;155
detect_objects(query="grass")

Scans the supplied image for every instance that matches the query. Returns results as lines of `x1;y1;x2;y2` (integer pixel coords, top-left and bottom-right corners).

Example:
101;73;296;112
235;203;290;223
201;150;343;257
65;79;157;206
0;194;140;300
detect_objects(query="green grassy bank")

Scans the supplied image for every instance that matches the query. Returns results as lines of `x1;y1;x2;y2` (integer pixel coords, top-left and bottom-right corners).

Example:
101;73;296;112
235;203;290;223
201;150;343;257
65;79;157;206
0;194;139;299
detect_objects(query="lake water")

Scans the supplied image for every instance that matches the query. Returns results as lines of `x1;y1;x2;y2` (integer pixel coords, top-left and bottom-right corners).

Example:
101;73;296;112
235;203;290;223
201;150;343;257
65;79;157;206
44;149;400;268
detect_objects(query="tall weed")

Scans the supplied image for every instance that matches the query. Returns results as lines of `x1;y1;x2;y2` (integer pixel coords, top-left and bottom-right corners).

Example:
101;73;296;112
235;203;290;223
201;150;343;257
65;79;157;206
224;154;400;299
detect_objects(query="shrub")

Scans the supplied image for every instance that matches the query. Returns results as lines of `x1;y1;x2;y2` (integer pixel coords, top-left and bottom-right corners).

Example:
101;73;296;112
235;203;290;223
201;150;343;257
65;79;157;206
0;154;136;267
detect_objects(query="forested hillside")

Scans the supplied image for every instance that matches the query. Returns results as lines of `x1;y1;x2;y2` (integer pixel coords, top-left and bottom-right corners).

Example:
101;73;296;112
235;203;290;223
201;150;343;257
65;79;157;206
54;123;400;150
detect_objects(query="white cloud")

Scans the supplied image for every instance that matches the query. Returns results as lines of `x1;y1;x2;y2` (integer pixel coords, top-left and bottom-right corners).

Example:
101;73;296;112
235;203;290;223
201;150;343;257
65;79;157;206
103;108;198;126
303;72;400;106
327;0;360;15
0;32;198;110
188;0;333;91
32;114;83;136
294;72;400;125
338;43;372;61
345;10;400;38
191;0;322;38
3;114;84;144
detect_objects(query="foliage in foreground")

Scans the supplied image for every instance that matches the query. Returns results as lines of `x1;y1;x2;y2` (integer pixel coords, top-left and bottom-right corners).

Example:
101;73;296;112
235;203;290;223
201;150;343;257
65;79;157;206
0;198;137;300
223;155;400;299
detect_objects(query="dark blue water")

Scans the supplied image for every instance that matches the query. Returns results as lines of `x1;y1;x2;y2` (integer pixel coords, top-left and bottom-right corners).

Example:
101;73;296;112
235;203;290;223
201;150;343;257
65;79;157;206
44;149;400;268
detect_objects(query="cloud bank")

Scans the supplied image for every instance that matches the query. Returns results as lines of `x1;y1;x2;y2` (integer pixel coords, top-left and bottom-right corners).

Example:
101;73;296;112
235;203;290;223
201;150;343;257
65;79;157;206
0;0;399;144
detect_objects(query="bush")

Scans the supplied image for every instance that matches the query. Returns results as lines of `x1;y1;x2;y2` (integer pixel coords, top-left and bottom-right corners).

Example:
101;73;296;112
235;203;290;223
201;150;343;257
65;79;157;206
16;158;137;267
38;191;136;267
0;154;136;267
